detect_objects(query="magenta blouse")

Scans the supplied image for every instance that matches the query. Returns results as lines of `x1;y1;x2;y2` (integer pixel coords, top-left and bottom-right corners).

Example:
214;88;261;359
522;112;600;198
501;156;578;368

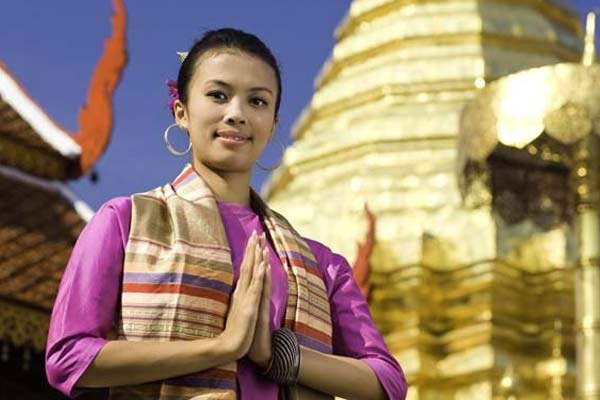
45;196;407;399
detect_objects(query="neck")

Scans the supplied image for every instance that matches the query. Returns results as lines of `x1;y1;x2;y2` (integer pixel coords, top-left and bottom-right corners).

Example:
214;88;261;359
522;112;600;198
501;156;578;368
192;160;251;206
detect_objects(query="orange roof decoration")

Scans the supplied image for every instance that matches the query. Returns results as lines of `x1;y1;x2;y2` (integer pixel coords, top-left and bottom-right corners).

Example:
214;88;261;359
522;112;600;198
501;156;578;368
0;0;127;180
72;0;127;176
0;0;128;353
352;203;375;300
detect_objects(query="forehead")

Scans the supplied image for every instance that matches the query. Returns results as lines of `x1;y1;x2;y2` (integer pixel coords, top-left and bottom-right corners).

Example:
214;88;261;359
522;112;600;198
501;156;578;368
190;50;278;90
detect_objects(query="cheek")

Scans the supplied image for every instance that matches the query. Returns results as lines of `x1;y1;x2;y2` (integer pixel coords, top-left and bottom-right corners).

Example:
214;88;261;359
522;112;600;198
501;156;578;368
188;100;221;127
255;114;275;135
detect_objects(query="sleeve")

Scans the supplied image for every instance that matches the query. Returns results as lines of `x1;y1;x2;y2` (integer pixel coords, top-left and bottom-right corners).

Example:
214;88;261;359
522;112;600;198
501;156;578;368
306;239;408;400
45;197;131;398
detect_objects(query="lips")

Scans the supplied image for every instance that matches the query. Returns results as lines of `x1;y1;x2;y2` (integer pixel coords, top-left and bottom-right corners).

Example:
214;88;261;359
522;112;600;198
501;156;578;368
214;130;250;143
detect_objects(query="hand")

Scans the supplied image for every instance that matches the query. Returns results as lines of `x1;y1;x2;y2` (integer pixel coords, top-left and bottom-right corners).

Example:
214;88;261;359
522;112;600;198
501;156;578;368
248;236;272;368
219;231;266;359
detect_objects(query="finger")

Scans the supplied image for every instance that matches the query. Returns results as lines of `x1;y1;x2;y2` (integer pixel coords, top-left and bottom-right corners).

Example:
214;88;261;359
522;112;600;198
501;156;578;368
264;252;272;299
251;260;266;298
239;231;257;289
259;253;271;318
259;233;266;249
254;238;263;273
258;234;268;266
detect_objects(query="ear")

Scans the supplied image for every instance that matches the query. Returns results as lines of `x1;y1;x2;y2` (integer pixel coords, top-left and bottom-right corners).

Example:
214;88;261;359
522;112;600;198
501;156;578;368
173;100;188;130
269;116;279;141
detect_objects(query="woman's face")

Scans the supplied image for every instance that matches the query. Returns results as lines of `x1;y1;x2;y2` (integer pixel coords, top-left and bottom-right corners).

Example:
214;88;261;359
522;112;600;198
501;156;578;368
174;50;279;174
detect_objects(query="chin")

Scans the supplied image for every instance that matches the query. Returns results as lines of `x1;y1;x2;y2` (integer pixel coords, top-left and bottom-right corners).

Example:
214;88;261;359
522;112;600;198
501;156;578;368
205;158;254;174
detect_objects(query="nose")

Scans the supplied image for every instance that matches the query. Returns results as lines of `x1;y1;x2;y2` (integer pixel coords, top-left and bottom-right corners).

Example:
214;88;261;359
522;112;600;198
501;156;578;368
224;98;246;125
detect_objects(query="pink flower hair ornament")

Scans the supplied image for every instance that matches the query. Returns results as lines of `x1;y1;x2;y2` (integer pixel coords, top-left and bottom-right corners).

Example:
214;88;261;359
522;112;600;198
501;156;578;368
166;53;188;113
166;79;179;112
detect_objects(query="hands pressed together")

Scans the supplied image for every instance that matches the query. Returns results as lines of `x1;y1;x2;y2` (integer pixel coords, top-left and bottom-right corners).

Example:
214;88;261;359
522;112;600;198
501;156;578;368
219;230;273;368
75;230;394;399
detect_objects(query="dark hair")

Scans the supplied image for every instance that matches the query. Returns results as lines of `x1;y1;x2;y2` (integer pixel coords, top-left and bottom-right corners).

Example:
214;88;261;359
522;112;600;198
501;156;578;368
177;28;282;116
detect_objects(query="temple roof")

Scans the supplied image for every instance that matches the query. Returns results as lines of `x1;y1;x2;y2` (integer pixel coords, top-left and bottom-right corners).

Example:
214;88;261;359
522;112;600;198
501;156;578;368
0;62;82;180
0;0;127;353
0;166;91;350
0;0;126;181
262;2;587;391
0;63;81;158
0;166;91;309
264;0;584;260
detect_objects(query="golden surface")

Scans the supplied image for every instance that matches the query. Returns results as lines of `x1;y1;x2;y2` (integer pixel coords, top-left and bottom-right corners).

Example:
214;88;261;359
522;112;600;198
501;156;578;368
583;12;597;66
576;210;600;399
264;0;587;398
458;63;600;170
458;11;600;398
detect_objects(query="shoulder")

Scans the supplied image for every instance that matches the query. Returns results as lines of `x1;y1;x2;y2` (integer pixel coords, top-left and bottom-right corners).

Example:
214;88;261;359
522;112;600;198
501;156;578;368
93;196;132;222
304;238;345;267
303;237;354;295
100;196;132;212
83;196;132;242
267;208;352;276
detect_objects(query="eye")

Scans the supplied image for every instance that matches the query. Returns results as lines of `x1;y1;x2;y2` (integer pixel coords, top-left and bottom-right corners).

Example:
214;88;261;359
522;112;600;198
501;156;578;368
251;96;268;107
207;91;227;101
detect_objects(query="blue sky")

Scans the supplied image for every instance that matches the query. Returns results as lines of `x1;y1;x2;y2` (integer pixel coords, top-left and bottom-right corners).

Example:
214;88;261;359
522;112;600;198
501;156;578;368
0;1;597;210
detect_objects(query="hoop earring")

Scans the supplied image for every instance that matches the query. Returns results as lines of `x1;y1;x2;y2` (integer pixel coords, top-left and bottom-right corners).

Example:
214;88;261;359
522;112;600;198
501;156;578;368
257;136;285;172
164;123;192;156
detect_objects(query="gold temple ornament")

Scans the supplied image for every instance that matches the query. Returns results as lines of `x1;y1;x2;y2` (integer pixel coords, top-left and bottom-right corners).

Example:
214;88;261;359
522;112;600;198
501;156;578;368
460;10;600;399
265;1;597;398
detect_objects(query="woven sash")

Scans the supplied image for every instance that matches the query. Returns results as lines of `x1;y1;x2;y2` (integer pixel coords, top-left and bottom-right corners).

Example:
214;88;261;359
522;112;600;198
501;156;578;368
110;164;332;400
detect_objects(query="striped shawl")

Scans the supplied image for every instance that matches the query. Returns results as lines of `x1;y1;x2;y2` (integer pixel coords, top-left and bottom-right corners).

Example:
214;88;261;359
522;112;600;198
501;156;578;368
110;165;333;399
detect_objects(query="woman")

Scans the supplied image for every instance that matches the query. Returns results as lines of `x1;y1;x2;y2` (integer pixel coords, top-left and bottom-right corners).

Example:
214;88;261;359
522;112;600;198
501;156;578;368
46;28;407;400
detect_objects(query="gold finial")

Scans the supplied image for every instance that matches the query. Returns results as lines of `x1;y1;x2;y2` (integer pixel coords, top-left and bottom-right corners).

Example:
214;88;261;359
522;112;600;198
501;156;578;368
177;51;188;63
499;364;519;400
582;11;597;66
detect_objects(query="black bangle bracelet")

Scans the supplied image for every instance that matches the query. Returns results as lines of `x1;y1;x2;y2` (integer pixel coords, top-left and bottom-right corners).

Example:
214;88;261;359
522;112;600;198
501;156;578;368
262;328;301;386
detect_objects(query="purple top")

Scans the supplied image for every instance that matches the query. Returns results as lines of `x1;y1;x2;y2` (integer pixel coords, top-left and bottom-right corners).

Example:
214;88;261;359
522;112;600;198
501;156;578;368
46;197;407;399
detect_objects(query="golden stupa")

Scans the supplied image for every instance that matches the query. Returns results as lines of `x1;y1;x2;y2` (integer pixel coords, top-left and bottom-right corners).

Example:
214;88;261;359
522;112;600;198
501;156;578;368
265;0;598;398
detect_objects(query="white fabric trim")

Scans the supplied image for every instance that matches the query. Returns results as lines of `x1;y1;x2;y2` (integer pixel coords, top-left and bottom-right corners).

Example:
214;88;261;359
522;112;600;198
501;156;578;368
0;165;94;222
0;65;81;158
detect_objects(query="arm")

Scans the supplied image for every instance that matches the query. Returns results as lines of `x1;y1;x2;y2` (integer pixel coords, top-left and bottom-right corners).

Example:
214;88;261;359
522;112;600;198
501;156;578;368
77;337;236;388
46;198;130;397
298;346;387;400
297;240;408;400
78;231;267;388
245;238;396;399
46;199;265;395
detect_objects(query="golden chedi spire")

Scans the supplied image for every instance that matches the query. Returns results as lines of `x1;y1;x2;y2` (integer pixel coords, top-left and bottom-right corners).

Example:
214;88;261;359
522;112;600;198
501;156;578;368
582;10;597;66
266;0;584;398
266;0;582;257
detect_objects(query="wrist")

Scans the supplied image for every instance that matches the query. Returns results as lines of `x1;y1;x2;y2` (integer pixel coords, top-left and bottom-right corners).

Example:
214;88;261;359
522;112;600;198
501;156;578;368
214;333;243;362
253;350;273;369
261;328;300;386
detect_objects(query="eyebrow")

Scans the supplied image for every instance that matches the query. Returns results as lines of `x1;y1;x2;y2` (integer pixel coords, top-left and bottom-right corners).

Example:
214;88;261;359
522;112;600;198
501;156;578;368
205;79;274;95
